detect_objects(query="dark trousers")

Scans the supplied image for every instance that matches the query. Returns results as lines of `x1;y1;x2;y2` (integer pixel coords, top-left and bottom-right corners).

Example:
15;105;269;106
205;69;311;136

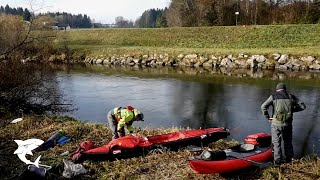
107;111;125;139
271;124;294;161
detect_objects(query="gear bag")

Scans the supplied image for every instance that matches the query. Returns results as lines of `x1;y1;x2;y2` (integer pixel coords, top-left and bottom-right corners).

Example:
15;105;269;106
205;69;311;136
275;111;292;123
274;94;293;123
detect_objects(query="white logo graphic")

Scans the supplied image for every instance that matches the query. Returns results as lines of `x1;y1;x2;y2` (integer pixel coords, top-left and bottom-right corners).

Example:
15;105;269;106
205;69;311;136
14;139;44;167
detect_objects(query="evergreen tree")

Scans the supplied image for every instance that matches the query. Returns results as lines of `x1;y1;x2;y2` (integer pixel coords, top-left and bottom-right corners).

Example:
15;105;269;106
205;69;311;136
4;5;10;14
0;4;92;28
137;8;166;28
0;6;5;14
83;14;92;28
23;8;31;21
17;7;24;16
156;15;168;27
11;8;17;15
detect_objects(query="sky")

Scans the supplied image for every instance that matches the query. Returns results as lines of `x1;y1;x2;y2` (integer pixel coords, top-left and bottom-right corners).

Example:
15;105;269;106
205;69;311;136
0;0;170;24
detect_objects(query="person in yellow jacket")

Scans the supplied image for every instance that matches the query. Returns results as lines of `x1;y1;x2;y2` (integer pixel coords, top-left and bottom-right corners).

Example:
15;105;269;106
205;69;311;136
107;106;144;139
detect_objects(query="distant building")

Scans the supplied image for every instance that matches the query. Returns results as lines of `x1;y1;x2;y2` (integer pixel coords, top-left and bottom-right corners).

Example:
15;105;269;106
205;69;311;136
52;22;71;30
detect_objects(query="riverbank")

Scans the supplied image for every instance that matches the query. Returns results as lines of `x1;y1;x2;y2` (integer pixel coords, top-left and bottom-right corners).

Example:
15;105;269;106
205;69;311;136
0;116;319;179
58;24;320;55
44;24;320;71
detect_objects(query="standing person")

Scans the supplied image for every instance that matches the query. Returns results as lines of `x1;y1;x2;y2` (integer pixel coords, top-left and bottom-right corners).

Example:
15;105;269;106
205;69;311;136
261;83;306;165
107;106;144;139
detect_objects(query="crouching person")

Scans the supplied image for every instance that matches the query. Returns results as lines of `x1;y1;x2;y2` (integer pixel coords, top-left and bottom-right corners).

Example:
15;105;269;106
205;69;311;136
107;106;144;139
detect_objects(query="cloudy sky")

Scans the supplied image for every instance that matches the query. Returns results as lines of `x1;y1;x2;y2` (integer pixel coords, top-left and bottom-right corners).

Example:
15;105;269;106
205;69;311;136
0;0;170;23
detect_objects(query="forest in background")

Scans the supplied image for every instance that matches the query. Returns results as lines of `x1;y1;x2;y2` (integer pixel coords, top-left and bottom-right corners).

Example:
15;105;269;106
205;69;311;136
136;0;320;28
0;4;91;28
0;4;31;20
1;0;320;29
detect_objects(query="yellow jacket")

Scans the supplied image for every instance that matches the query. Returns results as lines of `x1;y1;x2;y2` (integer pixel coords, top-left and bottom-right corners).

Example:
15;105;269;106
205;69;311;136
113;107;135;132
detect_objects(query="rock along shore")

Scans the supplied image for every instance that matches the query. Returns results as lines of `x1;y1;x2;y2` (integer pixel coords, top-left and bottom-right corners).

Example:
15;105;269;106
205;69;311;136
19;52;320;72
79;53;320;71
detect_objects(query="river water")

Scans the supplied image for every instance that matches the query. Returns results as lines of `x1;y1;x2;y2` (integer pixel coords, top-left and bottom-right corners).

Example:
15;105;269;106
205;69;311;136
56;64;320;158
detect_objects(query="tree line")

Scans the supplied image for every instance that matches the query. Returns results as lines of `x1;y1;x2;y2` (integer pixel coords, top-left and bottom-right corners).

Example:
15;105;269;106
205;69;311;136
2;1;320;28
0;4;92;28
42;12;92;28
136;0;320;27
135;8;168;28
0;5;31;21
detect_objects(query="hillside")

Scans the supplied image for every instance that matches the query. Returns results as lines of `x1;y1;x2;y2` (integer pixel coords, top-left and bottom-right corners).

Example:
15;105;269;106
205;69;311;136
57;24;320;56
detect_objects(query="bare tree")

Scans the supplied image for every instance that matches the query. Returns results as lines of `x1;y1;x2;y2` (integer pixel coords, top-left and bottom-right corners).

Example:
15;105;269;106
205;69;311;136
164;0;317;26
166;0;186;26
0;1;72;117
114;16;133;28
0;1;56;58
0;15;27;57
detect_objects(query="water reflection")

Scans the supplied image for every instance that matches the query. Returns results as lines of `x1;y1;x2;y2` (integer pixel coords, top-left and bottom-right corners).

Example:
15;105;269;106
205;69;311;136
54;64;320;158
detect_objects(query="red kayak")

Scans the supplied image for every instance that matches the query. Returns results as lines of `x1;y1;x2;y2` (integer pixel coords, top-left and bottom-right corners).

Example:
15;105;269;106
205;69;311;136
189;133;272;174
73;127;230;162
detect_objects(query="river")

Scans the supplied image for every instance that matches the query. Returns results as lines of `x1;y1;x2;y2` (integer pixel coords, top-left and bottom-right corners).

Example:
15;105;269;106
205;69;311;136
55;63;320;158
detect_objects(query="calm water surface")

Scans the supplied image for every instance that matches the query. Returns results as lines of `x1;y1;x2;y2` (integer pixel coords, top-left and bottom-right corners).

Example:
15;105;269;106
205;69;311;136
57;64;320;158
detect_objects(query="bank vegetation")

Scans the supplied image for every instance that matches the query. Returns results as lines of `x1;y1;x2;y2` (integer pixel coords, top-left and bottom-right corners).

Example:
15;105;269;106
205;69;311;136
0;116;319;180
0;14;72;117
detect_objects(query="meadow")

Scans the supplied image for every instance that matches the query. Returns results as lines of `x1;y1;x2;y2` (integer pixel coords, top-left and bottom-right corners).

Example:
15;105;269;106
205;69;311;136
57;24;320;57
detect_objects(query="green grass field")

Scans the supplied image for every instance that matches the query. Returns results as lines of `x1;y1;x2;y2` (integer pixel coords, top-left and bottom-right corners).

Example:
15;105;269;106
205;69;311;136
56;24;320;56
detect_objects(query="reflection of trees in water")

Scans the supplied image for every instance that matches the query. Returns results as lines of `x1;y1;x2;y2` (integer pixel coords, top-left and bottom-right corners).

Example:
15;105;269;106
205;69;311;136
298;89;320;156
53;63;320;82
170;76;320;157
0;62;73;116
172;81;227;128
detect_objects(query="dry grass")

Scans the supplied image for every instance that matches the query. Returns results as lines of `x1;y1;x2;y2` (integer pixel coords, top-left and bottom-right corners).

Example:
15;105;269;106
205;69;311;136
0;116;319;180
262;156;320;180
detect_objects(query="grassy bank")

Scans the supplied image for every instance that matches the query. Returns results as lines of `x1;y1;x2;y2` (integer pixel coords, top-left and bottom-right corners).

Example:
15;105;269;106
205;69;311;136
56;24;320;56
0;116;319;179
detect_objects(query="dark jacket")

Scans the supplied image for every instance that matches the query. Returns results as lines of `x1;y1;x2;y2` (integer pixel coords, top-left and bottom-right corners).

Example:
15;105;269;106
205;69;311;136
261;90;306;125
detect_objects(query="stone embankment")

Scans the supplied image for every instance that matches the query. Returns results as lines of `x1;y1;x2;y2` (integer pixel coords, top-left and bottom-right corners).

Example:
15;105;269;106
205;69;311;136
81;53;320;71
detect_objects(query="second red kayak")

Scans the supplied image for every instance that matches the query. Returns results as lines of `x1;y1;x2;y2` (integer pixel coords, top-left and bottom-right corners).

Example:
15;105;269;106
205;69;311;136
189;133;272;174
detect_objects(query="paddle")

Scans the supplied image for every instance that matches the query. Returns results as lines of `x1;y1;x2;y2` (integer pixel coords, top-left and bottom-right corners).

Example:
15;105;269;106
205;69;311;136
187;146;270;168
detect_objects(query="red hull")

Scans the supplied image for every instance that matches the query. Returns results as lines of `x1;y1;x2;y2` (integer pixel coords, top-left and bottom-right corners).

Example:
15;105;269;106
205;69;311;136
189;133;272;174
74;127;230;162
189;148;272;174
86;127;228;154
